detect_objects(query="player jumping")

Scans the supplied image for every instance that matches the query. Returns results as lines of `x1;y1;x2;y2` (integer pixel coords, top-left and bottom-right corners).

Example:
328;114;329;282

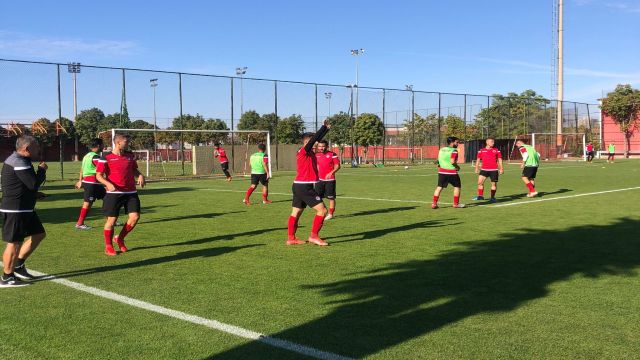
516;139;540;198
96;134;146;256
243;144;271;205
473;137;503;203
432;136;465;209
287;120;331;246
315;140;340;220
75;138;106;230
214;143;232;181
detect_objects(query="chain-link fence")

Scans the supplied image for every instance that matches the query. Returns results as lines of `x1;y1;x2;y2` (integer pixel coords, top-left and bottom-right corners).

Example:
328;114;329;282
0;58;601;178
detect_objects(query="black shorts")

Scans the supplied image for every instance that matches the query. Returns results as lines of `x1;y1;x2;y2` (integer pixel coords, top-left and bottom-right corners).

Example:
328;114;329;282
479;170;499;182
102;193;141;217
82;182;106;203
522;166;538;179
2;211;45;243
221;162;229;171
292;183;323;209
315;180;336;200
437;173;461;188
587;151;594;157
251;174;268;186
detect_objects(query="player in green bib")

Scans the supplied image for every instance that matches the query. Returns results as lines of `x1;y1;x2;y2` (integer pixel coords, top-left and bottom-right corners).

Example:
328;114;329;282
432;136;465;208
516;139;540;197
607;143;615;163
243;144;272;205
74;139;106;229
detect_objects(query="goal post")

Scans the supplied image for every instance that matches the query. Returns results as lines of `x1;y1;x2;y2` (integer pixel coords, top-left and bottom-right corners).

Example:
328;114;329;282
530;133;587;160
105;128;271;179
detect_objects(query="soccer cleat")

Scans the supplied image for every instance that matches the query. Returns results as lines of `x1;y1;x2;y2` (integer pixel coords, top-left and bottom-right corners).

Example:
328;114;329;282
262;200;273;204
308;236;329;246
324;214;333;221
527;191;539;198
0;275;31;288
243;199;251;206
286;238;306;245
452;203;466;208
75;224;91;230
472;196;485;201
13;265;36;280
431;203;438;209
114;235;128;253
104;246;117;256
226;177;232;182
489;198;497;203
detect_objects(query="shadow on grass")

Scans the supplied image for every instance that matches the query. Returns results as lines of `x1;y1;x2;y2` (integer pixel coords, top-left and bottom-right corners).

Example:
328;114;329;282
488;188;573;204
130;227;287;251
140;211;245;225
211;217;640;359
37;206;165;224
37;186;197;202
329;219;457;244
337;206;418;219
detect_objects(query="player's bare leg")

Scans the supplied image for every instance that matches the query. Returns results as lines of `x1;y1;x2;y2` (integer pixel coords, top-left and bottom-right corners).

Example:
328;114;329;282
489;181;498;202
243;184;257;205
114;212;139;253
2;242;20;276
262;185;272;204
17;232;45;263
287;207;305;245
308;203;329;246
103;216;118;256
432;186;443;209
474;175;486;200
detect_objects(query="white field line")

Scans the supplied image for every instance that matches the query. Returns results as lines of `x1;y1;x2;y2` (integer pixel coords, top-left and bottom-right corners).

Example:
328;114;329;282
6;266;352;360
492;186;640;208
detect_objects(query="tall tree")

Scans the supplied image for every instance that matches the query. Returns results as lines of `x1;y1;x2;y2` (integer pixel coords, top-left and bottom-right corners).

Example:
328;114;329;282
201;118;230;144
325;112;353;156
443;114;466;139
129;119;156;149
601;84;640;157
353;113;384;163
276;114;306;144
75;108;106;145
31;118;55;156
475;90;550;138
400;113;439;145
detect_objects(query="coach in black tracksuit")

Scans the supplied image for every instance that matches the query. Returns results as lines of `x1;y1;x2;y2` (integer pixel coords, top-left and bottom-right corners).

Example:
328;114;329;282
0;136;47;288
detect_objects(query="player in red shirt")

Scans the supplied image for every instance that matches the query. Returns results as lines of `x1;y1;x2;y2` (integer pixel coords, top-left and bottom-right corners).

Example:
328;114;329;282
96;134;145;256
214;143;232;181
315;140;341;220
585;142;595;163
473;137;504;203
287;119;331;246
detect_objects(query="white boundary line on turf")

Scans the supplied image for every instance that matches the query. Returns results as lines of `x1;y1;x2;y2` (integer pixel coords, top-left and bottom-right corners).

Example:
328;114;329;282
4;266;352;360
491;186;640;208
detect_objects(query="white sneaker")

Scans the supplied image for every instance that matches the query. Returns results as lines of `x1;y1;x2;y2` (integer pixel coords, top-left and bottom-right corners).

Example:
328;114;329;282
324;214;333;221
527;192;539;198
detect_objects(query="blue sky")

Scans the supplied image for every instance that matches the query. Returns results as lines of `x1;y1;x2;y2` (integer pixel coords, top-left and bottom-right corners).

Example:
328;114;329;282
1;0;639;127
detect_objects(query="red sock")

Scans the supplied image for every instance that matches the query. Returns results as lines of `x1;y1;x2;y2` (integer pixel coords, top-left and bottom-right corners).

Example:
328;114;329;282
118;223;135;241
311;215;325;237
329;207;335;216
104;229;114;247
77;207;89;225
453;196;460;206
478;188;484;197
432;195;439;204
287;216;298;239
526;183;535;192
245;187;255;201
262;191;268;201
491;189;496;198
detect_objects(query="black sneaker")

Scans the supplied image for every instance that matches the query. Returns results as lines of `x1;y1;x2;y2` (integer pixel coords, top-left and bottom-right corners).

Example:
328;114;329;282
0;275;31;288
14;265;36;280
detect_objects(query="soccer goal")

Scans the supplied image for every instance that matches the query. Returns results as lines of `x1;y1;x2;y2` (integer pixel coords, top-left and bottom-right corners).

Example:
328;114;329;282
512;133;586;161
103;128;271;179
371;146;424;164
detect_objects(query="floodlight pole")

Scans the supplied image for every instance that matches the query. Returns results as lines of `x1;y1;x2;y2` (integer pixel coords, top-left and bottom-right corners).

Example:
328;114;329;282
67;62;81;161
236;67;247;116
350;49;364;119
556;0;564;157
325;92;332;117
150;78;158;161
406;85;414;163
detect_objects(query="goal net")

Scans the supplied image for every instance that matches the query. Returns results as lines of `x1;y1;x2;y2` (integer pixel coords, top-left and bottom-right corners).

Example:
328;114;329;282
101;128;272;179
509;133;586;161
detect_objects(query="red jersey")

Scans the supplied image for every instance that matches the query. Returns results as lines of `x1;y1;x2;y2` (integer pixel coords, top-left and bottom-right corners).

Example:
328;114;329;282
315;151;339;181
477;147;502;171
96;152;139;193
586;144;594;152
215;148;229;163
295;147;319;183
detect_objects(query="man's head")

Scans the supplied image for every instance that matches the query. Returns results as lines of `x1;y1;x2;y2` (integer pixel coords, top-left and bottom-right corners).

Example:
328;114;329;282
302;132;315;147
317;140;328;153
447;136;460;148
16;135;40;158
90;138;104;152
588;141;592;145
485;137;495;147
516;139;526;147
257;143;266;152
113;134;130;152
214;143;221;150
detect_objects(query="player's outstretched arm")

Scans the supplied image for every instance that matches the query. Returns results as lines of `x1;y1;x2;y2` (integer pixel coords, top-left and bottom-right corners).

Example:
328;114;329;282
304;124;330;153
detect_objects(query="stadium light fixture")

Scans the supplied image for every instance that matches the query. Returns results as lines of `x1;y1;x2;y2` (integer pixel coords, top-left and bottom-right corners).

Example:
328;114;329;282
150;78;159;157
67;62;81;161
350;49;364;118
235;67;248;116
324;92;332;117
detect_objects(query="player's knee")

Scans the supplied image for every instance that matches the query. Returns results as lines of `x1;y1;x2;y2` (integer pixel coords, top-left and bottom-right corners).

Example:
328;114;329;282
129;213;140;222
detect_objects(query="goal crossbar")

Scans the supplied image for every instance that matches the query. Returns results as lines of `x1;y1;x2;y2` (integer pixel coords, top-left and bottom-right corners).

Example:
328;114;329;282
531;132;587;160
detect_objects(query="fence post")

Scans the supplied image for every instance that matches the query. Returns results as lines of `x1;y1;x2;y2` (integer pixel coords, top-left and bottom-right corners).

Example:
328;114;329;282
314;84;318;131
463;94;467;140
178;73;184;176
57;64;64;180
437;93;442;146
410;90;415;163
230;78;235;172
574;102;579;133
382;89;386;165
274;81;278;170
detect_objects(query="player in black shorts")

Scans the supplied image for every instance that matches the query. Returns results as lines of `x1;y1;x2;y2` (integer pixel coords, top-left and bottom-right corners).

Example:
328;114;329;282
1;136;47;287
75;139;106;230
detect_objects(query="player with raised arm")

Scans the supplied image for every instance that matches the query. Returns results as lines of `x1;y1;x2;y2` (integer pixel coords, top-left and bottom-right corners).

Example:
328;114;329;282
287;120;331;246
473;137;503;203
74;139;106;230
315;140;340;220
96;134;145;256
432;137;465;209
214;143;232;181
585;141;595;163
243;144;271;205
516;139;540;198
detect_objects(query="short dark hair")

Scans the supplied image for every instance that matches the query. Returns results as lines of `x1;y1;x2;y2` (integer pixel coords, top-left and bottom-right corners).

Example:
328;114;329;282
447;136;459;145
89;138;103;149
486;137;495;141
516;139;526;144
302;132;315;142
114;133;130;142
214;143;221;147
16;135;37;150
258;143;266;151
318;140;329;146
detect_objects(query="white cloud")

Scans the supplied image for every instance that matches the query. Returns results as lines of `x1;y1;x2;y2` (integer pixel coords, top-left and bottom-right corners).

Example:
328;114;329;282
605;1;640;13
0;30;138;58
